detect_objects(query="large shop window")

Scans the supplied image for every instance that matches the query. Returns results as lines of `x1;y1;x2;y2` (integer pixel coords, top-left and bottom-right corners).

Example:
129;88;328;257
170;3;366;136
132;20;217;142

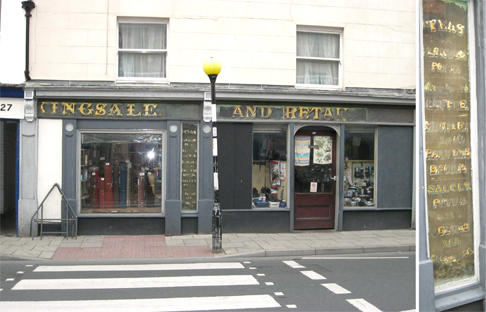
118;19;167;79
296;27;342;87
252;126;288;209
79;132;164;214
343;128;375;208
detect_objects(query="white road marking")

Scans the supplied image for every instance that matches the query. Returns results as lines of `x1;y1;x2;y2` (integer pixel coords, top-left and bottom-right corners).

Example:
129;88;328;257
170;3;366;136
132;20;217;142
347;299;382;312
249;267;257;270
12;275;259;290
275;292;285;296
257;273;265;276
0;295;281;312
6;278;14;281
17;271;24;274
25;265;33;267
302;256;409;260
34;262;245;272
300;270;326;280
322;283;351;294
283;260;305;269
265;282;274;285
287;304;297;308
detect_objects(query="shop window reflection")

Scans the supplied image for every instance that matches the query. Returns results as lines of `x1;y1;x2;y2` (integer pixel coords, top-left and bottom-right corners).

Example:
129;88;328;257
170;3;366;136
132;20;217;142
252;126;288;209
343;129;375;208
80;132;163;214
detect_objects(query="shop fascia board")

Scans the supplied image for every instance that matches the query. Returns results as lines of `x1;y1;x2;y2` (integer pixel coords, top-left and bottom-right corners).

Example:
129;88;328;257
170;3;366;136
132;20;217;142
29;83;415;107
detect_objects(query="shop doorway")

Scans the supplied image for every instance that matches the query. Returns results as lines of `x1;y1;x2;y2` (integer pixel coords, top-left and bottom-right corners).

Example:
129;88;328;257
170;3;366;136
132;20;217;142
0;120;19;236
294;129;336;229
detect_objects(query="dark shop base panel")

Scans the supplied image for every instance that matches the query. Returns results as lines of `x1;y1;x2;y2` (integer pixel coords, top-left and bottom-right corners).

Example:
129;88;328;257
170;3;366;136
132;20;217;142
222;210;290;233
444;300;484;312
342;210;412;231
78;218;165;235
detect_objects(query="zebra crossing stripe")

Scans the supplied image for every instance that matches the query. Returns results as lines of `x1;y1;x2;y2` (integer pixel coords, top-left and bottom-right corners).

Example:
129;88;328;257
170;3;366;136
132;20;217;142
0;294;281;312
283;260;305;269
347;299;382;312
321;283;351;294
34;262;245;272
300;270;326;280
12;275;259;290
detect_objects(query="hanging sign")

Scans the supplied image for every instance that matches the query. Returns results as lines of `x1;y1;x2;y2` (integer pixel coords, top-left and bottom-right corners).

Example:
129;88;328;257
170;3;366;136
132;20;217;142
423;0;475;287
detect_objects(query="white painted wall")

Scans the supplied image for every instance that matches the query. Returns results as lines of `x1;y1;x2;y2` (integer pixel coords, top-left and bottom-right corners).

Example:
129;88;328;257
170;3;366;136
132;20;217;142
37;119;63;219
0;0;27;84
29;0;415;89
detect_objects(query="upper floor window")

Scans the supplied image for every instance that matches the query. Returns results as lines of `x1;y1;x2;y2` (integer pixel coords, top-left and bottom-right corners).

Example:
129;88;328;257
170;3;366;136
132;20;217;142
118;19;167;80
296;28;342;87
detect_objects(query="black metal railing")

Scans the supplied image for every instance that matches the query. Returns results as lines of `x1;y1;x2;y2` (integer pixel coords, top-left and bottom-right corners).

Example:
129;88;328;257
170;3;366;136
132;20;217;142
31;183;77;240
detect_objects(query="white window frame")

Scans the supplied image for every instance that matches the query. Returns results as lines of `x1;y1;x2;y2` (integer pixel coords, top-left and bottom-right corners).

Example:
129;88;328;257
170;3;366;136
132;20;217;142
117;17;169;84
296;26;343;90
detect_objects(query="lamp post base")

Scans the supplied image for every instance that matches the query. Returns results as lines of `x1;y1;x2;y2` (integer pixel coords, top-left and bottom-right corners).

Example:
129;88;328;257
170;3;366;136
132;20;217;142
212;202;222;253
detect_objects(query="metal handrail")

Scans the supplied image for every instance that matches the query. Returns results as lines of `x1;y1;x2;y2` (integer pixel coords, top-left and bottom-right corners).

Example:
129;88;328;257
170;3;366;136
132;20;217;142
31;183;78;240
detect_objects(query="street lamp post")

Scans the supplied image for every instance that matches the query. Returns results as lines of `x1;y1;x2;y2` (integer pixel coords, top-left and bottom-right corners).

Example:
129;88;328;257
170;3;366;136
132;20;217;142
203;57;222;253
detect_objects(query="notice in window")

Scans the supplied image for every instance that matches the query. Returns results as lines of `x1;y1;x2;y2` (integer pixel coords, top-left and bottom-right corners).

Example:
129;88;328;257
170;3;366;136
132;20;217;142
423;0;475;287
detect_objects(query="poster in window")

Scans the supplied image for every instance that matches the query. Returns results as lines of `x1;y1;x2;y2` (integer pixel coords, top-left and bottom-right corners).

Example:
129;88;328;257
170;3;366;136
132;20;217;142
313;136;332;165
269;161;281;187
295;136;310;166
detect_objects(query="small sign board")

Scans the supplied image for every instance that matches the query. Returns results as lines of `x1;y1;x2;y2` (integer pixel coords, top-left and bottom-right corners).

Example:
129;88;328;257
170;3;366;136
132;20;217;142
0;97;24;119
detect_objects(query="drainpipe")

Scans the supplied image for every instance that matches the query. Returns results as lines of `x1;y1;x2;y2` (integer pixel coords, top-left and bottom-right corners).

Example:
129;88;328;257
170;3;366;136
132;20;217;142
21;0;35;81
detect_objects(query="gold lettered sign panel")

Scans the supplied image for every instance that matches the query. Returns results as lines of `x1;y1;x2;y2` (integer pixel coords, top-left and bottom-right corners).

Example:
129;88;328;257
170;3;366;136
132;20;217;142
217;105;415;124
423;0;475;287
181;123;198;211
38;101;200;120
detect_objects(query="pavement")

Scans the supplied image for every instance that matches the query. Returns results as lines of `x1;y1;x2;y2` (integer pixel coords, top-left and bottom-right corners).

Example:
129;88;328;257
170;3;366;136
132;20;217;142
0;229;415;261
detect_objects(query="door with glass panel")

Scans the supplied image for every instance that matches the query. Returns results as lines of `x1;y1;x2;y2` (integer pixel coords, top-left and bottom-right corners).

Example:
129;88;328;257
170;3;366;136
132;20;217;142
294;130;336;229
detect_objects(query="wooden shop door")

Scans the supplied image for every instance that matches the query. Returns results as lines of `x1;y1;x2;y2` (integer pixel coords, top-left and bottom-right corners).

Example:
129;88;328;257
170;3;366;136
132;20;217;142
294;130;336;229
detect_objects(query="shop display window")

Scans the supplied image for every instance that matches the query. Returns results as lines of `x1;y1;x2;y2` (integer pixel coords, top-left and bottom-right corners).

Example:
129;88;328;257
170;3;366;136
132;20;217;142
79;131;164;214
252;125;288;209
181;123;198;212
343;128;376;208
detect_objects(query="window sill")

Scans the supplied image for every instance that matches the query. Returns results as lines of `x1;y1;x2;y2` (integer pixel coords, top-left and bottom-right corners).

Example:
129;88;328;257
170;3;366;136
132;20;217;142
78;213;164;218
343;207;412;211
295;84;342;91
116;79;169;85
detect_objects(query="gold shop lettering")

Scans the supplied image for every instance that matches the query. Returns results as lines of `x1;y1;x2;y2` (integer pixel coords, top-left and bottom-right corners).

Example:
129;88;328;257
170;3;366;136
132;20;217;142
230;105;349;121
39;102;161;118
427;182;472;194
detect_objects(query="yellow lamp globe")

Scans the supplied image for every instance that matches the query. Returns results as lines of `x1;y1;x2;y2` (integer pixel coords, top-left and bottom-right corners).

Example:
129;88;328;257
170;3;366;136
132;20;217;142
203;57;222;76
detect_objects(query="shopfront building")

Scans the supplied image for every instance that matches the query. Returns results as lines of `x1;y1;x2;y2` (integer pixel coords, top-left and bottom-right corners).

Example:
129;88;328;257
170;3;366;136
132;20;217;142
215;95;415;233
20;85;414;236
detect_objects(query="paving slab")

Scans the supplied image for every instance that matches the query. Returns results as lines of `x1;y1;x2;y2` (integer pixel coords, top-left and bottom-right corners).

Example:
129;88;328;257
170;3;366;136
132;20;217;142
1;229;416;260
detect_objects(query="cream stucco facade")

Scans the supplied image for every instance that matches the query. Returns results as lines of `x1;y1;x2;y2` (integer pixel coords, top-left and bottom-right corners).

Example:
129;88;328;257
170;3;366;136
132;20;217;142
28;0;415;89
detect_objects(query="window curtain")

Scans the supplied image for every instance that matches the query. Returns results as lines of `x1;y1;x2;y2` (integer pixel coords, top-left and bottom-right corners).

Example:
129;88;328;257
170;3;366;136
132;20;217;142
119;24;167;78
297;32;340;85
